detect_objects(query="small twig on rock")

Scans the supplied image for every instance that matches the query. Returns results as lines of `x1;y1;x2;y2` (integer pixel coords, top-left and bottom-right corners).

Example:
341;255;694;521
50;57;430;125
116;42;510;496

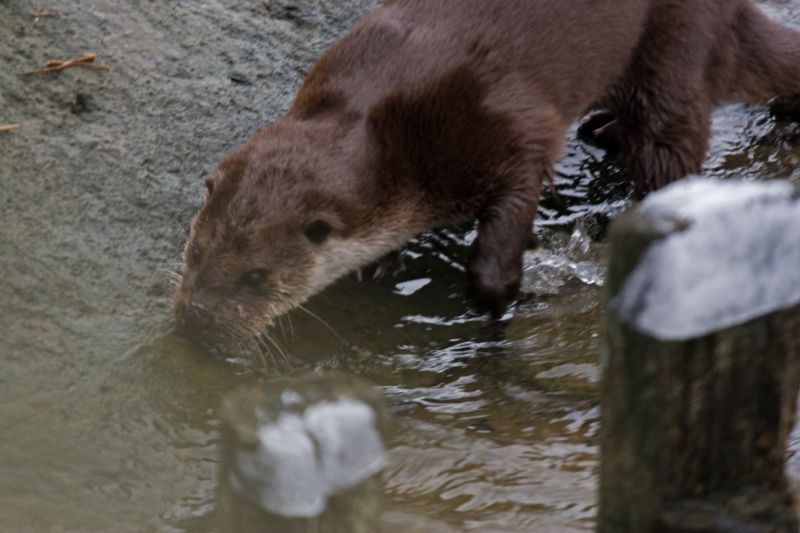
23;53;107;76
0;124;21;132
31;9;59;18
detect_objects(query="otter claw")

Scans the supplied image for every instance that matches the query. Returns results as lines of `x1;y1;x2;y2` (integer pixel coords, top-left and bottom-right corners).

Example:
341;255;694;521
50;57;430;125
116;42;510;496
577;109;621;155
372;265;387;280
373;250;405;280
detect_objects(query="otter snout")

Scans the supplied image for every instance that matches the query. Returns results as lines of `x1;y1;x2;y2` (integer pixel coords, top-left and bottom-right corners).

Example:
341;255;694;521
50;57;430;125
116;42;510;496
173;285;268;346
173;293;217;336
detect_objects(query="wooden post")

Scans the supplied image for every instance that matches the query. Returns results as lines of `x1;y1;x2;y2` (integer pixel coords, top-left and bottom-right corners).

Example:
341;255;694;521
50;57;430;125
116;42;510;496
218;372;390;533
598;179;800;532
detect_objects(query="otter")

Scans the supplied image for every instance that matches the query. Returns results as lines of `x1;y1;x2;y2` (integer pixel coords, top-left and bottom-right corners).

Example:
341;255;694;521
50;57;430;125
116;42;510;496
174;0;800;344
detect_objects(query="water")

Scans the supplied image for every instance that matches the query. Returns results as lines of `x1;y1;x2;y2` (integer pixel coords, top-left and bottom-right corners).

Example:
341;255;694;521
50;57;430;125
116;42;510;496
1;1;800;531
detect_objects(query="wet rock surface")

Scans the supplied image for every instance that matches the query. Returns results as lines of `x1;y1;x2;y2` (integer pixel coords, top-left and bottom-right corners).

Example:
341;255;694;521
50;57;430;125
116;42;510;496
0;1;376;530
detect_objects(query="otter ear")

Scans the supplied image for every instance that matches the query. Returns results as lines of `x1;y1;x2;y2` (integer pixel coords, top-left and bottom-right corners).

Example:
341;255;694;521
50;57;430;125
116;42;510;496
303;209;352;244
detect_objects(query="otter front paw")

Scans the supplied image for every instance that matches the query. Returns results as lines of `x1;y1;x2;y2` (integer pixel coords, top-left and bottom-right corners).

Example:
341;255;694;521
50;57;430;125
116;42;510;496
467;256;521;320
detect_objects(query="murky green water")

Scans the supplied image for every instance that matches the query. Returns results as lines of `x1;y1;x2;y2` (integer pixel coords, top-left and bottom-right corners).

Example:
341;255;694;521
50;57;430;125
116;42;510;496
2;1;800;531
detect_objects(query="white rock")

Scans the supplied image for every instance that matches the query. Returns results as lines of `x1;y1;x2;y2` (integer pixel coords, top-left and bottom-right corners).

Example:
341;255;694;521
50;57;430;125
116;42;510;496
231;399;386;518
613;178;800;341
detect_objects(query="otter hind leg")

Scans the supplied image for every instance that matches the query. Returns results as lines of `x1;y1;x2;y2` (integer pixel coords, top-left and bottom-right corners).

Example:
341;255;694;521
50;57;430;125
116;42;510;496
608;3;719;195
616;96;712;196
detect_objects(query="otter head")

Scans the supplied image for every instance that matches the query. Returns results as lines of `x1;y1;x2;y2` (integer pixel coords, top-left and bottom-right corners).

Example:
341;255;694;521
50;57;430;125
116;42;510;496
173;122;390;346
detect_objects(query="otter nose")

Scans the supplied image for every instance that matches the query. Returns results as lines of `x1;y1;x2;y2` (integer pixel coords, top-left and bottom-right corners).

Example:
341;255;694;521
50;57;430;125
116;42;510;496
174;297;215;334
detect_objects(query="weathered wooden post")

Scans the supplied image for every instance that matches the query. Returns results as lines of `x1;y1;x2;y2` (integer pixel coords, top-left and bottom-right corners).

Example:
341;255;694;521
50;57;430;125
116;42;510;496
218;372;390;533
599;178;800;532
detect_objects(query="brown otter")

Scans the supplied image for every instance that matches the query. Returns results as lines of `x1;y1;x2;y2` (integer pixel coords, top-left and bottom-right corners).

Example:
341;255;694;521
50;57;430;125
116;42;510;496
174;0;800;343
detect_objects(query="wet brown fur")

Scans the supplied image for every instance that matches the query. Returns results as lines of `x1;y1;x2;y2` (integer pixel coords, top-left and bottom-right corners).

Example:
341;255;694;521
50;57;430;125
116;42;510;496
175;0;800;342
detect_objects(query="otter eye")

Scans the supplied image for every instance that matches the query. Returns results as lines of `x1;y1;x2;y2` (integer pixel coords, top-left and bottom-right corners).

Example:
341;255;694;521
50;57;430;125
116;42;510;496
304;220;333;244
242;268;268;290
204;176;215;196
